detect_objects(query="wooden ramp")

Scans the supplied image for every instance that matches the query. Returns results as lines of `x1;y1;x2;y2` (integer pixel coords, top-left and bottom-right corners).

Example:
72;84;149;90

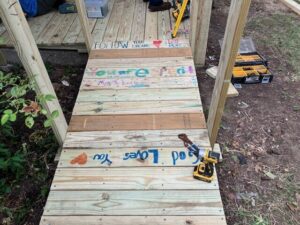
0;0;189;50
40;42;226;225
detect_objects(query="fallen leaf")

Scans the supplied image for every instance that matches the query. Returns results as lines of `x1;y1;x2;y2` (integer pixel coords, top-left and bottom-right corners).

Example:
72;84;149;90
62;80;70;86
286;202;298;212
263;171;276;180
22;101;40;113
255;164;262;173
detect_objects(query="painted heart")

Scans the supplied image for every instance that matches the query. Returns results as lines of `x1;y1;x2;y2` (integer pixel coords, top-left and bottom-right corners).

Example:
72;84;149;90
153;40;162;48
70;152;88;165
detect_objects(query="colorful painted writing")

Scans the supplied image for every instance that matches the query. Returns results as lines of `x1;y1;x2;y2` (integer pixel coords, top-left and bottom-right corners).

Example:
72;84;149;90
93;39;190;49
83;77;198;89
123;149;159;164
171;150;200;166
93;153;112;165
85;66;195;78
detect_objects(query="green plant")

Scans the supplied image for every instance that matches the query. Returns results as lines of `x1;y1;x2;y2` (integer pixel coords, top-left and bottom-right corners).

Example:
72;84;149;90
0;143;25;194
0;71;59;128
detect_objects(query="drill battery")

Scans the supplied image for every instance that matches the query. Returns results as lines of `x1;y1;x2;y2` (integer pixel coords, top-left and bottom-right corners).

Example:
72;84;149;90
232;52;273;84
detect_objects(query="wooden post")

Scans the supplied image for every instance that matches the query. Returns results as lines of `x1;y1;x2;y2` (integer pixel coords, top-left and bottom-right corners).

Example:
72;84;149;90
190;0;213;66
75;0;93;53
0;0;67;146
207;0;251;146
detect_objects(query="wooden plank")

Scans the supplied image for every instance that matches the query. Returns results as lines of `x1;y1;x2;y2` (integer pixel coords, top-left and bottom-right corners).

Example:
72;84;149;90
130;0;147;41
63;16;82;44
43;190;224;216
0;1;67;145
36;12;68;44
76;88;200;102
190;0;213;66
89;48;193;59
58;147;210;168
158;6;171;40
116;0;135;41
41;216;227;225
48;14;77;44
51;167;219;190
280;0;300;15
84;65;196;78
73;100;202;115
74;0;94;52
81;77;198;90
27;11;56;40
206;66;239;97
103;0;125;42
94;39;190;49
87;56;194;68
76;18;97;43
63;129;210;149
92;0;116;43
68;113;206;132
145;7;158;40
207;0;251;146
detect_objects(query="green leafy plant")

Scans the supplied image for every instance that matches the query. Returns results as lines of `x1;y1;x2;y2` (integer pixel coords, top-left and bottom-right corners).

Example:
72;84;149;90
0;71;59;128
0;143;25;194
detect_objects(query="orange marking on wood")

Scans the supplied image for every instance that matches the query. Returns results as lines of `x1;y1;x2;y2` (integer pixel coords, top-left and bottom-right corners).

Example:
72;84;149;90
70;153;88;165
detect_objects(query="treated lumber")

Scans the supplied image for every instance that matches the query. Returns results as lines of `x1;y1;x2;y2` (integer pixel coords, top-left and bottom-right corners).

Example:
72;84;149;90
84;65;196;78
63;129;211;149
72;100;202;115
206;66;239;97
117;0;135;41
74;0;93;52
41;216;227;225
207;0;251;146
58;147;210;168
52;167;219;190
89;48;193;59
87;57;194;67
280;0;300;15
68;113;206;131
80;77;198;90
92;0;116;42
145;7;158;40
44;190;224;216
103;0;125;42
76;88;200;102
190;0;213;66
130;0;147;41
0;0;67;145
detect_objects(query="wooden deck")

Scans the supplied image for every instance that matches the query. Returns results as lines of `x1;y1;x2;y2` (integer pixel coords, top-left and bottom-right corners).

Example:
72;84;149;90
0;0;189;50
40;40;227;224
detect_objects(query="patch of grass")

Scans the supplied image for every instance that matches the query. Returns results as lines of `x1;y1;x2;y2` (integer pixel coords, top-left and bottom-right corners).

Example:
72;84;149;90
246;13;300;80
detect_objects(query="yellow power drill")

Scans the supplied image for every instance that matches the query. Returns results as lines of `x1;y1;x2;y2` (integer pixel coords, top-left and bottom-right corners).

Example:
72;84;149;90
178;134;220;182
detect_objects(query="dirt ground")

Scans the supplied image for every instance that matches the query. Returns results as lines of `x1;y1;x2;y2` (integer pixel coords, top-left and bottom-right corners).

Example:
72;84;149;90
198;0;300;224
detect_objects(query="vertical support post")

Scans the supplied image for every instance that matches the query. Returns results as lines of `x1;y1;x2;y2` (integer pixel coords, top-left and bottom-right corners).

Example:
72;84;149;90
190;0;213;66
75;0;93;53
0;0;67;146
207;0;251;146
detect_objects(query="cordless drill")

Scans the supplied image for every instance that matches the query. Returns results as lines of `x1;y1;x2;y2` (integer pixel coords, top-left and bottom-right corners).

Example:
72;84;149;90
178;134;220;182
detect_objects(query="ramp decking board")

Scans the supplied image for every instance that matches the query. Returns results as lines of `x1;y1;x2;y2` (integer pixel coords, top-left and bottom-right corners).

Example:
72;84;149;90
41;44;226;224
68;113;206;132
41;216;227;225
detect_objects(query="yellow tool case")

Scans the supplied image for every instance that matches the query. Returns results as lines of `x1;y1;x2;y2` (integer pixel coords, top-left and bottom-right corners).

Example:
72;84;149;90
232;53;273;84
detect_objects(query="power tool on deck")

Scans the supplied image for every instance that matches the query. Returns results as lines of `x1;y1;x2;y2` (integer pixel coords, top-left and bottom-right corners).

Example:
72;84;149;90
171;0;190;38
178;134;220;183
